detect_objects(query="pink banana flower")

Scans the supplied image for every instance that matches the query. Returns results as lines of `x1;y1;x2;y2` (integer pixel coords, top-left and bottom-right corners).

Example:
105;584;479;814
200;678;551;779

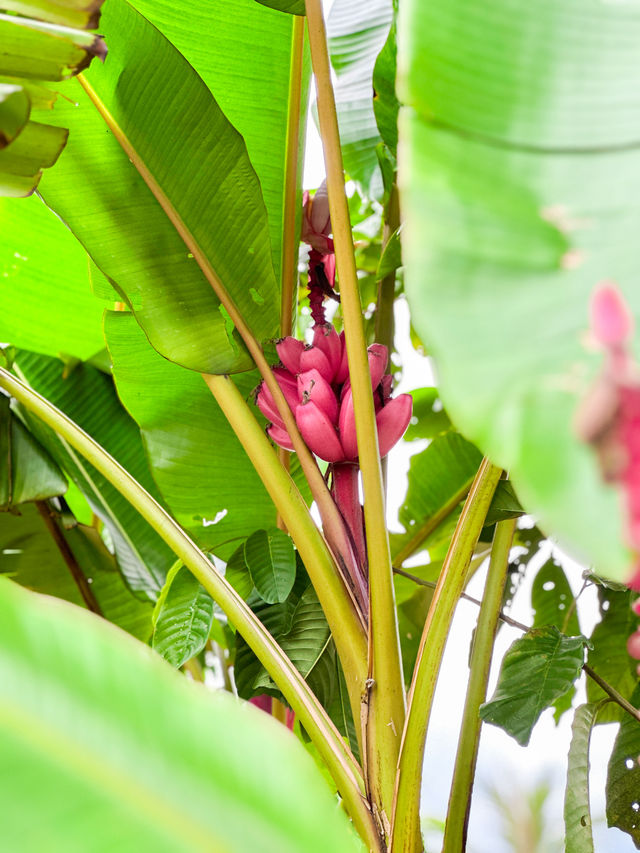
575;282;640;590
256;331;412;464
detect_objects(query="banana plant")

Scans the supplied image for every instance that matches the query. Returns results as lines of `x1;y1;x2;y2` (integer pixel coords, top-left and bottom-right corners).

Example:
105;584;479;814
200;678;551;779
0;0;639;851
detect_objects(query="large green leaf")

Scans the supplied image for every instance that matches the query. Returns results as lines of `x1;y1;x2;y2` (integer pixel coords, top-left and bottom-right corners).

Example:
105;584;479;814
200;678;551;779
479;626;587;746
128;0;308;291
0;394;68;508
38;0;280;374
606;684;640;849
0;577;361;853
0;503;152;640
564;703;599;853
399;0;640;582
327;0;392;198
244;528;296;605
254;0;304;15
12;350;175;597
105;312;288;560
152;564;214;668
586;587;640;724
0;194;107;359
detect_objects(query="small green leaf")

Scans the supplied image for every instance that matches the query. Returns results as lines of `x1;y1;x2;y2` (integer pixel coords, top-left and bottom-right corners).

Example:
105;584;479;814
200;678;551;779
532;560;580;635
376;224;402;280
152;566;214;668
564;702;602;853
372;4;398;153
405;387;451;441
244;528;296;604
480;626;588;746
606;684;640;848
586;587;640;723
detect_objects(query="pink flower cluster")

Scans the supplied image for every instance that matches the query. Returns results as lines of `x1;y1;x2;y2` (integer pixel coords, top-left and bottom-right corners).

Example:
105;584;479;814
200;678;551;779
256;324;412;463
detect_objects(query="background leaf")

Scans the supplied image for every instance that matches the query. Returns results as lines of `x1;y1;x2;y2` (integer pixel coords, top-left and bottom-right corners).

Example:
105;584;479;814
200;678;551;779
479;626;587;746
152;565;214;668
564;702;599;853
0;577;361;853
0;502;152;640
327;0;393;198
13;350;175;597
606;684;640;849
586;586;640;724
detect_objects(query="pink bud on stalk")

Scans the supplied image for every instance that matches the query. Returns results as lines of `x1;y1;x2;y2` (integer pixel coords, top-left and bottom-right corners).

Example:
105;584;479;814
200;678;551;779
301;181;333;254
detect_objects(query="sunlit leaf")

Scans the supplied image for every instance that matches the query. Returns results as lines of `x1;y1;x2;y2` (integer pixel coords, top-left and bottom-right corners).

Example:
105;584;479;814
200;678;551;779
39;0;280;374
480;626;588;746
2;0;104;29
0;84;30;147
152;565;214;668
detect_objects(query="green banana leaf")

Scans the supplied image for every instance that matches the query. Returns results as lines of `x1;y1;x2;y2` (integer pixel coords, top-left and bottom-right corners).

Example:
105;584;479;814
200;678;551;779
38;0;286;374
399;0;640;581
3;0;104;29
0;194;108;359
0;577;362;852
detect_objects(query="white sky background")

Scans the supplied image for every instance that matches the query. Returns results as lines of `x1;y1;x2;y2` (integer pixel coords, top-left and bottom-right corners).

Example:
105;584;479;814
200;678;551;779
303;2;635;848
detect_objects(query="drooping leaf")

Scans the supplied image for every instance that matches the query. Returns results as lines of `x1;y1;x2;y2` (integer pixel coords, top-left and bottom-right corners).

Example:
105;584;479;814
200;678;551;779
0;577;361;853
606;684;640;849
399;0;640;582
244;528;296;605
0;196;107;360
0;502;152;640
152;565;214;668
0;13;106;80
106;312;297;561
0;394;68;508
479;626;588;746
564;702;600;853
586;586;640;723
327;0;393;198
13;350;175;598
2;0;104;29
39;0;280;375
128;0;309;292
0;84;30;147
0;117;67;196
